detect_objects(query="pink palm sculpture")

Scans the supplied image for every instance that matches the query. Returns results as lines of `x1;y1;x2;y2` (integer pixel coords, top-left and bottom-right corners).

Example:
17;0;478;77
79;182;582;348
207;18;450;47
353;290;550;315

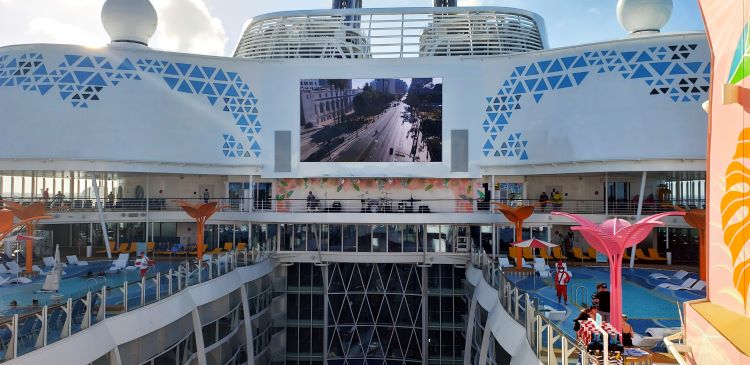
551;211;684;331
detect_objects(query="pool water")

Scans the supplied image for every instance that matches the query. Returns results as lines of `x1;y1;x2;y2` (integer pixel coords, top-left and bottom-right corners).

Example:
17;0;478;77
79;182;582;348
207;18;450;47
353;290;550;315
569;278;680;320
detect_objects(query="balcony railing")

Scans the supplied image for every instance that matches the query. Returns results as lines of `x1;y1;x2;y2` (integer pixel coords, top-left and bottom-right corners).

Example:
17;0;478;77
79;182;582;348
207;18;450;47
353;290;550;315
0;197;705;216
469;249;599;365
0;248;269;362
234;7;545;59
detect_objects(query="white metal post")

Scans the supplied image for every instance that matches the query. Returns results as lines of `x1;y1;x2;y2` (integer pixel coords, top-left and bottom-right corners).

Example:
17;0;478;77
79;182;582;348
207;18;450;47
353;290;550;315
630;171;648;269
91;172;112;259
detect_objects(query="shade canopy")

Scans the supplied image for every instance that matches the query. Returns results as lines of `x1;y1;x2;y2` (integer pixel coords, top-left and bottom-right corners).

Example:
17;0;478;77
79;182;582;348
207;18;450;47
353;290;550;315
512;238;558;249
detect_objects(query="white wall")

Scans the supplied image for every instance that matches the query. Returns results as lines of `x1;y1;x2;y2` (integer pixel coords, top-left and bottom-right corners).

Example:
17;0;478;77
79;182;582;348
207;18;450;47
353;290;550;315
0;32;708;178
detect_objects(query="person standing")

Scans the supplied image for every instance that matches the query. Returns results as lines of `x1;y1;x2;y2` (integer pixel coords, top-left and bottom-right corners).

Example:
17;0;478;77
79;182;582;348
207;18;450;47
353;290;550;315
538;191;549;211
554;263;571;304
592;283;611;321
42;188;50;205
135;253;151;278
203;189;210;203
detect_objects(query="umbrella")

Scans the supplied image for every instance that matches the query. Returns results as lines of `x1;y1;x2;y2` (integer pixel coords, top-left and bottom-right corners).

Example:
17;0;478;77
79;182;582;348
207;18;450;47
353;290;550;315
512;238;558;249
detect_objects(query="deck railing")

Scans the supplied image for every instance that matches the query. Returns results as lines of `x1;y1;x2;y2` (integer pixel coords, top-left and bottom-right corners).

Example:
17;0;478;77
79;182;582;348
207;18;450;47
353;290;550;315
469;248;599;364
234;7;546;59
0;197;705;216
0;248;269;362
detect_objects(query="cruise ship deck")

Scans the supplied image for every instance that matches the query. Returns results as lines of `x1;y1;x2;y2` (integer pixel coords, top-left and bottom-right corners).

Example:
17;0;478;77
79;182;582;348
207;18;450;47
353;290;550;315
0;0;726;364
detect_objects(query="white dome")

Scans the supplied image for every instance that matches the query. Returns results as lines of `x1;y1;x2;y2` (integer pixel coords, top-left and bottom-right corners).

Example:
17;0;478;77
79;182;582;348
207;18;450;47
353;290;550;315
616;0;673;34
101;0;158;46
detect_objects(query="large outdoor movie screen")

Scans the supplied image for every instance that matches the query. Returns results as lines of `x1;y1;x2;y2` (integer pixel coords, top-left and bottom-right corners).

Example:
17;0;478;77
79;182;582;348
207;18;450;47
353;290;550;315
300;78;443;162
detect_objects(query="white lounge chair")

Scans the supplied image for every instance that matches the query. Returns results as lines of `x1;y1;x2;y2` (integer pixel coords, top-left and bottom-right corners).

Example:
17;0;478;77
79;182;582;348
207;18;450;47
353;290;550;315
66;255;89;266
108;253;129;272
534;262;551;277
520;258;533;269
539;305;566;321
43;256;56;268
5;261;21;275
689;280;706;291
32;265;46;274
0;276;9;286
658;278;696;290
650;270;689;280
499;257;514;268
0;265;9;275
7;277;31;284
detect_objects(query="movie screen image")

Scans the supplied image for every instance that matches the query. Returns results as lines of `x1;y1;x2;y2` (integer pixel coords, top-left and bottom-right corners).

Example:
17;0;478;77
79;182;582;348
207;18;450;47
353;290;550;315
300;78;443;162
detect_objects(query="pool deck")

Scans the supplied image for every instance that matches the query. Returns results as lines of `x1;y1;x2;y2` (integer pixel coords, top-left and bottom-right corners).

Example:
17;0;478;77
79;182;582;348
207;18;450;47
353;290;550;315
504;264;705;348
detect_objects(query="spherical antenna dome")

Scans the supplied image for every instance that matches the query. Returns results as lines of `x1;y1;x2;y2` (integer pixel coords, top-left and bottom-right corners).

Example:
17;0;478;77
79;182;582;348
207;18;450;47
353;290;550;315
101;0;158;46
617;0;673;34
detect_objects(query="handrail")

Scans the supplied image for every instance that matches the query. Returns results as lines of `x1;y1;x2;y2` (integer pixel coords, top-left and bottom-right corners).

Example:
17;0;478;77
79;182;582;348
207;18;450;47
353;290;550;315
0;247;269;362
470;248;599;364
663;332;691;365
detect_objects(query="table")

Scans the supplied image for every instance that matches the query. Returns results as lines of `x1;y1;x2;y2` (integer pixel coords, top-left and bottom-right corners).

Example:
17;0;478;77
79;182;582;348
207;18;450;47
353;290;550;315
577;319;619;345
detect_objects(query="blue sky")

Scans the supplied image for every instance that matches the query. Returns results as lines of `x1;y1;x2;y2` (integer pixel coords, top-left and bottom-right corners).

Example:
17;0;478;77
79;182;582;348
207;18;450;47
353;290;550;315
0;0;705;56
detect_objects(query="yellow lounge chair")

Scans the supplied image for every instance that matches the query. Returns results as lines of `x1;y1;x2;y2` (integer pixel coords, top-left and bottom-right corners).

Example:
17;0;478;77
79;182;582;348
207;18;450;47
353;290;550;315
572;247;591;261
96;241;116;255
206;247;223;255
155;243;175;256
588;248;599;260
552;247;567;260
522;247;535;260
539;249;551;260
635;248;657;261
112;243;130;254
128;243;138;254
236;242;247;251
223;242;234;252
647;248;667;261
147;242;155;253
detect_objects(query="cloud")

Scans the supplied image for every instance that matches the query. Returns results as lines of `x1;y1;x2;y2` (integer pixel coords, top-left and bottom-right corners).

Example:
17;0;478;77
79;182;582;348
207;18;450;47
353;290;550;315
587;7;602;16
151;0;228;56
28;17;107;47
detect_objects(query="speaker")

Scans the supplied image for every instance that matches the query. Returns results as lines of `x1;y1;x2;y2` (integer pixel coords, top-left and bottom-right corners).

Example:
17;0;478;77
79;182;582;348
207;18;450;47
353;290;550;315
275;131;292;172
451;129;468;172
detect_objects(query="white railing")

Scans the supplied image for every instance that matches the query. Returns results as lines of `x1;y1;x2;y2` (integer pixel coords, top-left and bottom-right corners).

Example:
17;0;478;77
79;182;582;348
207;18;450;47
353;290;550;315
234;7;546;59
0;248;269;362
663;332;691;365
470;249;599;365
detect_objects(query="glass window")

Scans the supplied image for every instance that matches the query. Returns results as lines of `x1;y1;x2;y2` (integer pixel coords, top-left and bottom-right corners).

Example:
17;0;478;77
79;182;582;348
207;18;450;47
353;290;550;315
320;224;329;252
387;225;401;252
307;224;319;251
403;225;417;252
328;224;342;252
294;224;306;251
372;224;387;252
343;225;357;252
426;225;444;252
357;225;371;252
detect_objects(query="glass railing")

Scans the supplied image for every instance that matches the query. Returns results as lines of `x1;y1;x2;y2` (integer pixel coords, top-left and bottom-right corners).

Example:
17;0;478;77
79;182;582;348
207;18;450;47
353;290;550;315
1;197;705;216
0;248;270;362
469;249;599;365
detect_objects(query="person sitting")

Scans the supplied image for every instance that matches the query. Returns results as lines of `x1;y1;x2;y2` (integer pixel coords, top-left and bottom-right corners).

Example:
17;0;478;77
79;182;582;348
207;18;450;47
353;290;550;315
621;314;634;347
573;306;598;332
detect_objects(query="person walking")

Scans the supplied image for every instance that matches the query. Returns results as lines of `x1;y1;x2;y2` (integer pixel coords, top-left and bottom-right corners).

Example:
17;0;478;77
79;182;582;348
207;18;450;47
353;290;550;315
554;262;571;304
135;253;152;279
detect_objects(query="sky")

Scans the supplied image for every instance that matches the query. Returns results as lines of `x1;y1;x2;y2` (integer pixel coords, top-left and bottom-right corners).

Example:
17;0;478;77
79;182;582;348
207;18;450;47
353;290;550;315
0;0;705;57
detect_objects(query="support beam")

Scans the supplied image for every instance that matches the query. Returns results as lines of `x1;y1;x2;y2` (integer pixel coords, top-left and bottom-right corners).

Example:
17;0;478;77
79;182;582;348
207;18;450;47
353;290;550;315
629;171;647;269
240;284;256;365
191;308;208;365
463;288;479;365
91;173;112;259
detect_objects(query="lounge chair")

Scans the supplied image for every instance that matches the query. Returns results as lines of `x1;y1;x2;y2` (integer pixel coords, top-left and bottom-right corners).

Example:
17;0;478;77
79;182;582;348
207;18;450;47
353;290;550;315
534;262;551;277
128;243;138;254
647;248;667;261
236;242;247;251
520;258;533;269
636;248;658;261
96;241;116;255
499;257;514;268
552;247;567;260
650;270;689;280
522;247;535;260
111;243;130;254
572;248;592;261
5;261;21;275
66;255;89;266
688;280;706;291
43;256;58;268
539;305;566;321
207;247;223;255
147;242;156;254
223;242;234;252
32;265;46;274
658;278;697;290
539;249;552;260
0;276;9;286
588;248;599;260
108;253;130;272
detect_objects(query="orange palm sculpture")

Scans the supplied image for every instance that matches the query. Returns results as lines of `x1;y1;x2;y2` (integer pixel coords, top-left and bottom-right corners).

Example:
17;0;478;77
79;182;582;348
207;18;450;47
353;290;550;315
176;201;220;260
677;208;707;281
494;203;535;269
1;201;52;273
